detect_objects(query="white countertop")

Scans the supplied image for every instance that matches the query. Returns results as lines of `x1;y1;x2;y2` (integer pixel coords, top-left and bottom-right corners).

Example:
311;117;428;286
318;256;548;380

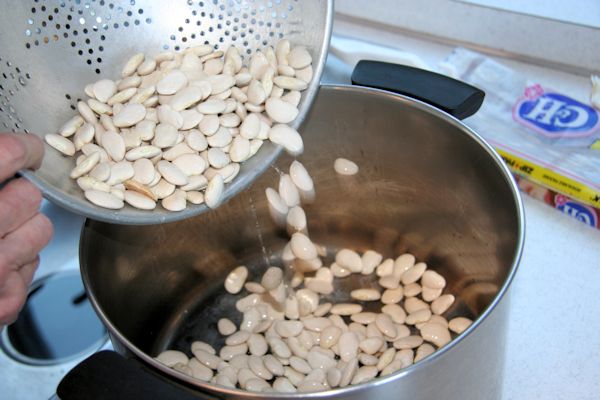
506;195;600;400
335;0;600;74
327;19;600;400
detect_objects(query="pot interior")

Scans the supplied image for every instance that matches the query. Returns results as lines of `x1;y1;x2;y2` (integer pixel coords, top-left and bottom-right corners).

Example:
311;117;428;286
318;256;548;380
80;84;522;390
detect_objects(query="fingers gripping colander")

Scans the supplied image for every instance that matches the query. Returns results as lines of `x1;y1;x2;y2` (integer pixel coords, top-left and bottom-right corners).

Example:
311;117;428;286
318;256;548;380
0;0;333;224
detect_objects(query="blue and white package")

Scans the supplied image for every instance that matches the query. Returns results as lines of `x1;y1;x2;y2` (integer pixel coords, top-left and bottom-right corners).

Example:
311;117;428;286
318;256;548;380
441;48;600;208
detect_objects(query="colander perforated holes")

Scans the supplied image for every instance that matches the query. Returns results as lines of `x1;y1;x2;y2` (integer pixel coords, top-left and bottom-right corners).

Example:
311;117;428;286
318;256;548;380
24;0;152;75
0;58;29;132
1;0;310;133
162;0;298;55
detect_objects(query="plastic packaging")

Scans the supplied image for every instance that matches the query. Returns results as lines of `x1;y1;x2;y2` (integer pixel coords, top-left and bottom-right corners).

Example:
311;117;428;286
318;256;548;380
443;48;600;229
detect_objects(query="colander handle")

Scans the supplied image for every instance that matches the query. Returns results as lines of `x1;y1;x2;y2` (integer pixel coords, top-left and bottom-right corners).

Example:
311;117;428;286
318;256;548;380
56;350;220;400
351;60;485;120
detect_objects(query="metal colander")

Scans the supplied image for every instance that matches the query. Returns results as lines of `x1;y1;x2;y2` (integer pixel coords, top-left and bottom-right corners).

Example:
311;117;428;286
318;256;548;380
0;0;333;224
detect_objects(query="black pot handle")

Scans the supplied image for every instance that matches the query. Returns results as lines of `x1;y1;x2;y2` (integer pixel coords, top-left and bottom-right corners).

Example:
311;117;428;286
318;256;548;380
57;350;219;400
351;60;485;120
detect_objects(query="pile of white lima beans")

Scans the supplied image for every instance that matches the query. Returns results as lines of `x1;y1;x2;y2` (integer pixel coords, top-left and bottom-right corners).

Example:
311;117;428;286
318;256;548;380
45;40;313;211
156;157;474;393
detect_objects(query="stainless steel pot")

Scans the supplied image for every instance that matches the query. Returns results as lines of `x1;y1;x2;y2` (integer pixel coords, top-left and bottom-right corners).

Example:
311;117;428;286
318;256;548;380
62;76;524;399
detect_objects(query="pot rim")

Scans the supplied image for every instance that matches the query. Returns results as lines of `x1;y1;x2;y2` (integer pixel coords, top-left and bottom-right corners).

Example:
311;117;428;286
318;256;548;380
79;83;525;398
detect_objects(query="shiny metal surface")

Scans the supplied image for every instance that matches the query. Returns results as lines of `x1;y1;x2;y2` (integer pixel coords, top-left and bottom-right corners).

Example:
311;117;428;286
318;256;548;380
80;85;524;399
1;270;107;366
0;0;333;225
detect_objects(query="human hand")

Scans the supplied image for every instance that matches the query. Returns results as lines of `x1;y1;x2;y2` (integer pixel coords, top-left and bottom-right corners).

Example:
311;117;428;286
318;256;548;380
0;133;53;326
